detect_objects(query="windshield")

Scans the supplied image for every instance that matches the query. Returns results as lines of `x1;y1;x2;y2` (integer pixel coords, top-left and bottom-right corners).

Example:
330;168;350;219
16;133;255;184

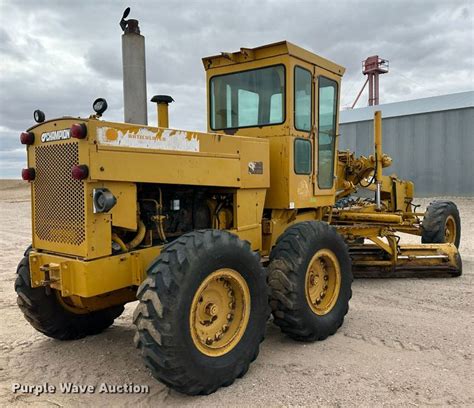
210;65;285;130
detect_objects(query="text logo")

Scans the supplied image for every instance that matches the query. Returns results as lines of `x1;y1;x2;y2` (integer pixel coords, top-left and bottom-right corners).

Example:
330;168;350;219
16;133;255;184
41;129;70;142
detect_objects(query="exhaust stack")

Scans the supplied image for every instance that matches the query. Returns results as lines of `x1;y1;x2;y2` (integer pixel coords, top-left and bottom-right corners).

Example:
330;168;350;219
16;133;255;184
120;8;148;125
151;95;174;128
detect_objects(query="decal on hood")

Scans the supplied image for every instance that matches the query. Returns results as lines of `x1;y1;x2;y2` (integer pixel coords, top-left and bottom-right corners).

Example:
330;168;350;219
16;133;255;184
41;129;71;142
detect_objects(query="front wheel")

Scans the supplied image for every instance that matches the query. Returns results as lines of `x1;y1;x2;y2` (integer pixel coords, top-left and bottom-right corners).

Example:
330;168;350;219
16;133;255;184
268;221;353;342
133;230;269;395
422;200;461;248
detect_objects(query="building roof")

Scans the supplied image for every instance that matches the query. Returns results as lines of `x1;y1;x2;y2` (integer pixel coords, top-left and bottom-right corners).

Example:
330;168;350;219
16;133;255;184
340;91;474;124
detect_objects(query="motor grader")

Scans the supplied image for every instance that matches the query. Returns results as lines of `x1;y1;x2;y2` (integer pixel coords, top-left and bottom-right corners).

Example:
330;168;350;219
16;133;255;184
16;40;462;395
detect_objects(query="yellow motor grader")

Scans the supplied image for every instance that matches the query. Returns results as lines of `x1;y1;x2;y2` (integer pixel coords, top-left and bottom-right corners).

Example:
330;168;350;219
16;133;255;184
16;37;461;395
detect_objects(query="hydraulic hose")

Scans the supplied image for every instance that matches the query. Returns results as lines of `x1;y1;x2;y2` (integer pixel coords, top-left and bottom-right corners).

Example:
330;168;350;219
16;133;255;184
125;220;147;251
112;233;128;252
112;220;147;252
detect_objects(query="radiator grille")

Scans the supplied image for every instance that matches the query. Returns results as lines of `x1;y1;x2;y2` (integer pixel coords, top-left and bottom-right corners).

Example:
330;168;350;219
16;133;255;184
34;142;85;246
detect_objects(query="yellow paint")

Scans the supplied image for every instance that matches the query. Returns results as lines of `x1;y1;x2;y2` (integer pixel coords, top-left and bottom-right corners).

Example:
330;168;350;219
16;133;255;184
29;246;159;297
444;215;457;244
305;249;342;315
157;103;169;128
189;268;250;357
374;111;383;182
23;41;461;311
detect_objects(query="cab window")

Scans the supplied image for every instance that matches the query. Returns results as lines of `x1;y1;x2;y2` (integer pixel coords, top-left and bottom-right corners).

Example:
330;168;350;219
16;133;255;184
210;65;285;130
318;77;338;189
294;138;312;174
294;66;312;131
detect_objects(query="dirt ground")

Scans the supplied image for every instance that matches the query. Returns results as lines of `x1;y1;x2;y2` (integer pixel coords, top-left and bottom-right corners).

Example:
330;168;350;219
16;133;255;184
0;180;472;407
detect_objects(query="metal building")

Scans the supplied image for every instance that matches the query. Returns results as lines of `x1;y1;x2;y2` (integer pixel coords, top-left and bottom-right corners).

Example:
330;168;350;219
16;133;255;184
339;91;474;196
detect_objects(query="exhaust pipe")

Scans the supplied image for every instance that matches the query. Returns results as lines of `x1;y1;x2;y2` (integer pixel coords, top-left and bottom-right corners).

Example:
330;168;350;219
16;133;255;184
151;95;174;128
120;8;148;125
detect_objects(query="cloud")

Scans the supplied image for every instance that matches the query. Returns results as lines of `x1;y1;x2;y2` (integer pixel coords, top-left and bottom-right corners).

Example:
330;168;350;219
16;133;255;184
0;0;473;178
0;28;24;59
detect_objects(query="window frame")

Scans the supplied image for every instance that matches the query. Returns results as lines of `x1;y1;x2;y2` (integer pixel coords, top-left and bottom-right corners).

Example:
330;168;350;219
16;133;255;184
209;64;287;131
294;137;312;175
316;75;339;189
293;65;313;133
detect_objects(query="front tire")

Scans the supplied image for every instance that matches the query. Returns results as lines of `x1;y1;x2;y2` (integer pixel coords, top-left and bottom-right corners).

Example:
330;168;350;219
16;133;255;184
422;201;461;248
268;221;353;342
133;230;269;395
15;247;124;340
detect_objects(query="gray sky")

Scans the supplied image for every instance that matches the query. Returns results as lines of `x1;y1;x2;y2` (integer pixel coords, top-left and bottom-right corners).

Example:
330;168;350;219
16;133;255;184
0;0;473;178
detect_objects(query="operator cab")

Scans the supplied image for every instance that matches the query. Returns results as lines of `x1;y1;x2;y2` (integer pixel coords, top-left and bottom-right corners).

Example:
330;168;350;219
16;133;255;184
203;41;345;209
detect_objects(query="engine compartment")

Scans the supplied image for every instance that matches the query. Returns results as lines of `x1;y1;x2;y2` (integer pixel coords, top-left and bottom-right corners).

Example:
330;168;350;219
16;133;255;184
111;184;234;252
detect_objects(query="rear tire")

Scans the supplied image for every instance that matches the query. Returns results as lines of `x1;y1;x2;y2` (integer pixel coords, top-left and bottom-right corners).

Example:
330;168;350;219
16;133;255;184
422;201;461;248
133;230;269;395
268;221;353;342
15;247;124;340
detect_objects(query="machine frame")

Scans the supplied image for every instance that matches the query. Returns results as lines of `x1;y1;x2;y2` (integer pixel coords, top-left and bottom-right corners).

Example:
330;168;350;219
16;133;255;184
23;41;460;312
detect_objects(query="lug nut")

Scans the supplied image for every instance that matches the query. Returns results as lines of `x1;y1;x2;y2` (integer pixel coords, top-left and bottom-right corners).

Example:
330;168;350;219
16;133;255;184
320;292;325;299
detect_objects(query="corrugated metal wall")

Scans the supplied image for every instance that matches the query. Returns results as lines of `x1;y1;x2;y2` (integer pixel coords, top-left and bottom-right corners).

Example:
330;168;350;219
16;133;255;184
339;107;474;196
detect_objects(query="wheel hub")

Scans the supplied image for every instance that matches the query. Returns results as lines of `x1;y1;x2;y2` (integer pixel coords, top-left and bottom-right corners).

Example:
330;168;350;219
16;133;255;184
190;269;250;357
305;249;341;315
205;303;219;317
444;215;456;244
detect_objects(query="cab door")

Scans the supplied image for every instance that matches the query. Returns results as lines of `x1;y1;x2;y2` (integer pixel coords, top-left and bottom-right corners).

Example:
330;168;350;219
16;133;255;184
313;69;339;201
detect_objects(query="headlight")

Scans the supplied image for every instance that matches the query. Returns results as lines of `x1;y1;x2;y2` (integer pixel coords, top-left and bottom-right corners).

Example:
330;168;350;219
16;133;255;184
93;98;108;116
93;188;117;213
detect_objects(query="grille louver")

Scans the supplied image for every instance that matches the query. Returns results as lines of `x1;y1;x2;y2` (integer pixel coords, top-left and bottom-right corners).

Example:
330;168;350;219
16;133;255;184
33;142;85;246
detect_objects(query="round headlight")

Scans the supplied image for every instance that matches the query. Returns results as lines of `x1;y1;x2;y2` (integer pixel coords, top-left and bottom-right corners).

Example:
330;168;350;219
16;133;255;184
93;98;108;115
33;110;45;123
93;188;117;213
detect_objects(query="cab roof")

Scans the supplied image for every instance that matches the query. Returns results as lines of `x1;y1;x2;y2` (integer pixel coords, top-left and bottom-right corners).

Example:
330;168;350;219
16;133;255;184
202;40;345;76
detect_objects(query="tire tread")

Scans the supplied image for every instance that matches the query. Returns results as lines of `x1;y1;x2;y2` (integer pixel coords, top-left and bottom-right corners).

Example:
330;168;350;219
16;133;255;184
268;221;353;342
133;230;269;395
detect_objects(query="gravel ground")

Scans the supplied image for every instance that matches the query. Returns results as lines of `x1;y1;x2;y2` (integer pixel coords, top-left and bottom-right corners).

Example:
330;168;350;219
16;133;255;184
0;180;472;407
